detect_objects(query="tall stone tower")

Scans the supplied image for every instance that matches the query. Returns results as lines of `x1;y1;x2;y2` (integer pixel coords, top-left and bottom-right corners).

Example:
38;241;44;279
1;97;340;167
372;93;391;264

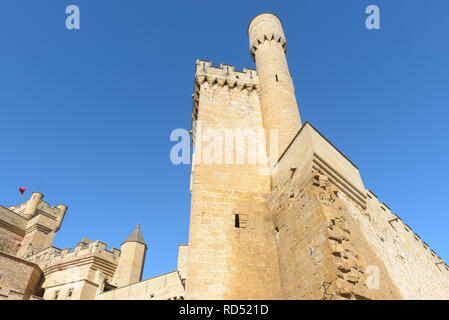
186;57;281;299
185;13;449;300
248;13;301;158
111;224;147;288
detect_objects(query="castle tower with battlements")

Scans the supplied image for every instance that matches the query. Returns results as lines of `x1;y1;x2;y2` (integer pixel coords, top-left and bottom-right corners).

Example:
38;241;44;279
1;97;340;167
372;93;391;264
1;194;185;300
1;13;449;300
2;192;67;259
185;13;449;299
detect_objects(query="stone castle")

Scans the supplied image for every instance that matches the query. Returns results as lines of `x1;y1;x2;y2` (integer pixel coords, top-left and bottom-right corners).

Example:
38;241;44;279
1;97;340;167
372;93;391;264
1;13;448;300
0;192;186;300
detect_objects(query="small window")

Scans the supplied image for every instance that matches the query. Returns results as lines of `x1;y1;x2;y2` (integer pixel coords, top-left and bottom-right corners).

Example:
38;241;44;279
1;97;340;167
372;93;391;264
275;75;279;82
234;214;248;228
54;290;60;300
67;288;73;298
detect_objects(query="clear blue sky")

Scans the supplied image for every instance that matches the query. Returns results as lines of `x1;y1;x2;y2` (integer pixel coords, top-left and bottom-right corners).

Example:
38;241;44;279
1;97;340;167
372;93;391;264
1;1;448;280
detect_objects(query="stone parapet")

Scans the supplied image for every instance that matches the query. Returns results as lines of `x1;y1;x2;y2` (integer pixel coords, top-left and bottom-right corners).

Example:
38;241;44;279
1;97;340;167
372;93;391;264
26;240;121;271
194;60;258;91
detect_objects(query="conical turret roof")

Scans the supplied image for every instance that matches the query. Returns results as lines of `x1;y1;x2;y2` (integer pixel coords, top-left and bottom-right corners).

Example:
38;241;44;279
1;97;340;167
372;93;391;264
122;223;146;246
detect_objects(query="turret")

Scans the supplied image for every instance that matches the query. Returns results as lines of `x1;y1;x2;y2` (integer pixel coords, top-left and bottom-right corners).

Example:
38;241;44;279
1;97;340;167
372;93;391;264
22;192;44;219
111;224;147;288
248;13;302;160
7;192;69;258
55;204;68;231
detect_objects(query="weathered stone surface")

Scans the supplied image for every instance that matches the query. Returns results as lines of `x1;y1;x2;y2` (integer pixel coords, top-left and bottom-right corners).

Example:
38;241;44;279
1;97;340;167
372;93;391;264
0;251;43;300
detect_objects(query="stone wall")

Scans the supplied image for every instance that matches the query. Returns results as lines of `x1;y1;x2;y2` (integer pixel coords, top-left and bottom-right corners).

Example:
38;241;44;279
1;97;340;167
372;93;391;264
43;278;99;300
33;240;120;300
177;245;188;284
269;169;401;299
0;206;25;256
185;61;281;299
96;271;184;300
340;190;449;299
0;251;43;299
0;227;23;256
0;288;24;300
270;121;449;299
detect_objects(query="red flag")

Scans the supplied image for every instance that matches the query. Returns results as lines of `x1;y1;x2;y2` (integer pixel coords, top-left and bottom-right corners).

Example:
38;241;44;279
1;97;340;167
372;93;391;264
19;187;26;195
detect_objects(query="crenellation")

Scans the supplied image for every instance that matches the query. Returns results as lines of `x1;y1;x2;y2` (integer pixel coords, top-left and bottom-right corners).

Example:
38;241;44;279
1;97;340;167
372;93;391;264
8;194;66;222
248;13;287;61
380;201;390;211
7;203;27;215
195;59;259;91
366;190;376;198
364;187;449;271
26;240;121;271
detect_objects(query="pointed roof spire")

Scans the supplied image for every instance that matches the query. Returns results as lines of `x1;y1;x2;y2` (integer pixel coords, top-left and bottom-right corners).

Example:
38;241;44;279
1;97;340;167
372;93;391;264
122;223;146;246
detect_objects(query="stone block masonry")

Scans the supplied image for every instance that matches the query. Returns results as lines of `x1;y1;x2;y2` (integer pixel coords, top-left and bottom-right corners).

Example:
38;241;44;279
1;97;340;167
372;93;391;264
184;13;449;300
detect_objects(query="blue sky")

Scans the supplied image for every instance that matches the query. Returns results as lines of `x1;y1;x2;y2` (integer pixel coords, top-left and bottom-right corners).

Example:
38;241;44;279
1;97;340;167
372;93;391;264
1;1;448;280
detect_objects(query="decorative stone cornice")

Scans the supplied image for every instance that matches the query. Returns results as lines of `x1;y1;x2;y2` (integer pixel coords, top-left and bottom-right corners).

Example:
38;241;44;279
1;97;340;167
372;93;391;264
194;60;259;92
249;33;287;61
248;13;288;61
24;224;53;235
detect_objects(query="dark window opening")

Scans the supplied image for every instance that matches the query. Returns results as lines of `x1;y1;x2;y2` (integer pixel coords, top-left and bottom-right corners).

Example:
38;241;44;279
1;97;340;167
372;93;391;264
103;282;117;293
34;288;45;298
275;75;279;82
234;214;248;228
